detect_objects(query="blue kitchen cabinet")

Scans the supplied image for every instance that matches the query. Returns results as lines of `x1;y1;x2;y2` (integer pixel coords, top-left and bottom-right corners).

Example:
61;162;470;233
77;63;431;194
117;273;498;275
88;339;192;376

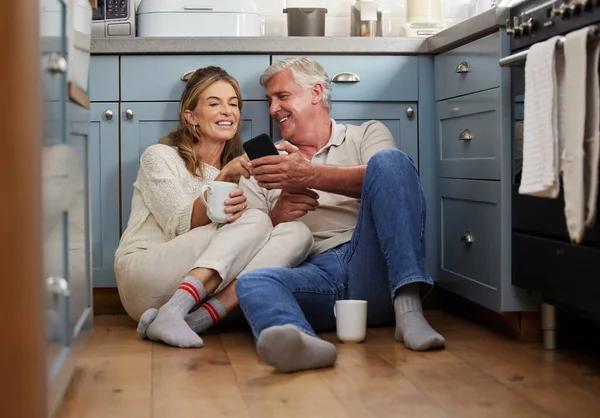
433;32;538;313
41;0;94;411
89;103;120;288
120;101;270;231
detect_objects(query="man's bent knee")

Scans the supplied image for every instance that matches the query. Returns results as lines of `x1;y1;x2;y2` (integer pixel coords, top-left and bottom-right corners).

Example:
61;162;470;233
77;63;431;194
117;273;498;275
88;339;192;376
368;149;415;172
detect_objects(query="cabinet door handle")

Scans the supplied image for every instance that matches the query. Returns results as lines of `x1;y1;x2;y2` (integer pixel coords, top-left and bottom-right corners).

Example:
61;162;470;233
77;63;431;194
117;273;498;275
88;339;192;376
46;277;71;297
461;231;474;244
46;53;68;74
181;70;194;82
125;108;134;120
331;72;360;83
406;107;414;119
456;61;470;73
105;109;113;120
459;129;473;141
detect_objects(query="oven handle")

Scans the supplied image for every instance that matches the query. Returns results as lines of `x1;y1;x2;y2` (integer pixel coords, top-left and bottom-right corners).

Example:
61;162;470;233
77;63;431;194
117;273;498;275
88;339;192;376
499;37;566;67
500;26;600;67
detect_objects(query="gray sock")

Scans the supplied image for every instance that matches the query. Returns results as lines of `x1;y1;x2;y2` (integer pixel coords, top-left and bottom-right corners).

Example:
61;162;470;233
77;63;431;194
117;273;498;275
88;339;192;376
257;324;337;373
394;283;445;351
185;298;227;333
144;275;206;348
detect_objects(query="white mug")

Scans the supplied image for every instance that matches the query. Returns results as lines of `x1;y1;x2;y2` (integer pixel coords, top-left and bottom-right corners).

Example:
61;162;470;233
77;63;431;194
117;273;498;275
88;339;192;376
199;181;238;223
333;300;368;343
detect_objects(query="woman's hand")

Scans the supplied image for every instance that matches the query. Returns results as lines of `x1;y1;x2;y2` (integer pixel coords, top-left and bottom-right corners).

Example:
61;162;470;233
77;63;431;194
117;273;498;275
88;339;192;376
223;188;247;223
215;154;251;184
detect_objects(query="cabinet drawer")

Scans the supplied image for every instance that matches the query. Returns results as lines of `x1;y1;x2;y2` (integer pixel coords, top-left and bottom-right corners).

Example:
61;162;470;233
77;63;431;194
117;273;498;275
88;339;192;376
437;88;501;180
439;178;501;311
435;33;501;101
89;55;119;102
272;55;419;102
121;55;270;101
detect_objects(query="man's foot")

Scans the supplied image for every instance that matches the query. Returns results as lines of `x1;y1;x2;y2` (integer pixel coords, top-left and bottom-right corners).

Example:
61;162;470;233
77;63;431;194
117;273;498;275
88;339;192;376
137;308;158;340
395;311;445;351
145;308;204;348
394;283;445;351
257;324;337;373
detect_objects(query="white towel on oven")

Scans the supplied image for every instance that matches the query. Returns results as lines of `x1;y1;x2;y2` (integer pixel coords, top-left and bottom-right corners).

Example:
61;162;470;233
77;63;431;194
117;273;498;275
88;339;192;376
584;32;600;229
519;36;563;198
561;27;595;243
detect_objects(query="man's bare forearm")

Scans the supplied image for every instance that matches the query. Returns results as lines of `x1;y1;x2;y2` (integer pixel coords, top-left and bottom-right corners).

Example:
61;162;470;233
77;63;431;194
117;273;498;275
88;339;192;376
306;164;366;198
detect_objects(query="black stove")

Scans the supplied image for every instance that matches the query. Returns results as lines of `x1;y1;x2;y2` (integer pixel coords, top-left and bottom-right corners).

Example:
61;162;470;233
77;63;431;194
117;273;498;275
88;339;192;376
508;0;600;51
501;0;600;321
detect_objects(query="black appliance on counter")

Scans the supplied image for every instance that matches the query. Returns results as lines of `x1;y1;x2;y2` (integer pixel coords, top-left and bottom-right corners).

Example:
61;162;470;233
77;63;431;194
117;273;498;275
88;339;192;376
500;0;600;330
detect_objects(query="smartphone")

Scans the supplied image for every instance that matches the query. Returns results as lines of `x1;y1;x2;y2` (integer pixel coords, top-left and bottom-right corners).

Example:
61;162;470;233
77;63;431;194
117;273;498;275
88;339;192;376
243;133;279;161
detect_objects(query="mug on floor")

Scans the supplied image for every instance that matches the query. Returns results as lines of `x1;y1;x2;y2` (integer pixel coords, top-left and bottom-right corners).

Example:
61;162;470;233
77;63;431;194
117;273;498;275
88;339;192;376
334;299;368;343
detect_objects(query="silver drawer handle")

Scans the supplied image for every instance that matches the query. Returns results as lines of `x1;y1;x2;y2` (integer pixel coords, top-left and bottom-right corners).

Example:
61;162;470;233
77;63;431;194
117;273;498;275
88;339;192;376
459;129;473;141
332;72;360;83
181;70;194;82
125;108;134;120
46;277;71;297
456;61;470;73
461;231;474;244
105;109;113;120
184;6;213;10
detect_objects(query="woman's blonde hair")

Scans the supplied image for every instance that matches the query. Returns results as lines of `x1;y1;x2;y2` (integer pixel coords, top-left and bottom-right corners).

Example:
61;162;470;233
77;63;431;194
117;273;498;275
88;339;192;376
159;66;244;177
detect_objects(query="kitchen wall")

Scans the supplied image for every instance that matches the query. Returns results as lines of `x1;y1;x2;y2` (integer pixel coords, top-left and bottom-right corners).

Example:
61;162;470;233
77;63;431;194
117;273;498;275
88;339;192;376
256;0;475;36
132;0;476;37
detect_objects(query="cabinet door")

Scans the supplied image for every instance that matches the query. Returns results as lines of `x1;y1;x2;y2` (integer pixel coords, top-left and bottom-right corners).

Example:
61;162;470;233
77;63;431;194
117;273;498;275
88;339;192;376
272;102;419;170
67;103;93;340
42;105;70;379
438;178;501;312
89;103;120;287
120;101;269;231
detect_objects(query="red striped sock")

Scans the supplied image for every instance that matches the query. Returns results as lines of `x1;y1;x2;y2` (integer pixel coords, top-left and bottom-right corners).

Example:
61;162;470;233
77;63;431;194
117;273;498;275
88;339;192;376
185;298;227;333
162;275;207;315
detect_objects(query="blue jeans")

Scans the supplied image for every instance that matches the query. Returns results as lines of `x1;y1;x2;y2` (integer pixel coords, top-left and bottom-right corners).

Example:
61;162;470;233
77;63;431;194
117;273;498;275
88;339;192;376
236;149;433;339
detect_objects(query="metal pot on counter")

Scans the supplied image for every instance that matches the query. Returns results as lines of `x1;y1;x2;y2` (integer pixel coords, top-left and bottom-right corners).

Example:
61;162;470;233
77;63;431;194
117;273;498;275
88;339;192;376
283;7;327;36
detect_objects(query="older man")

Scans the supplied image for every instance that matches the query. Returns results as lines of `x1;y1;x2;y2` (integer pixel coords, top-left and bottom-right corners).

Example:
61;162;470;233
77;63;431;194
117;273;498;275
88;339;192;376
237;57;445;373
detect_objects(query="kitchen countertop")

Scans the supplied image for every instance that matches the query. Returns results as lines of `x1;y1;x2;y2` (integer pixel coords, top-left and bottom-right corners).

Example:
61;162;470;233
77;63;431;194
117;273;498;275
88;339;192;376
91;7;508;55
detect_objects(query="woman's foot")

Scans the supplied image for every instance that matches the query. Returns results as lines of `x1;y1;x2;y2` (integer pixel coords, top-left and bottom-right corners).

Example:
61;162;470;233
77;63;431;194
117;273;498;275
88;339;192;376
136;275;207;348
145;307;204;348
137;308;158;340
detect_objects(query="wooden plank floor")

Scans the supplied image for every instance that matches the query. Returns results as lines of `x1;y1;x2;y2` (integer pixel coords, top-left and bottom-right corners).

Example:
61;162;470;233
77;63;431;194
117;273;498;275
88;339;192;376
55;312;600;418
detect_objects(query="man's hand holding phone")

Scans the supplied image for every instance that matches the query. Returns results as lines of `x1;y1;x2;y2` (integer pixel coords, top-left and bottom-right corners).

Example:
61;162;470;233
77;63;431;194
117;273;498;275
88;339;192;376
247;140;315;191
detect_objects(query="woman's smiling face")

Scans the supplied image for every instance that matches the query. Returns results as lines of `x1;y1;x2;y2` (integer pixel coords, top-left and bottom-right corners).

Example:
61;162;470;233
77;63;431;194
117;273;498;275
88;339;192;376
188;80;241;143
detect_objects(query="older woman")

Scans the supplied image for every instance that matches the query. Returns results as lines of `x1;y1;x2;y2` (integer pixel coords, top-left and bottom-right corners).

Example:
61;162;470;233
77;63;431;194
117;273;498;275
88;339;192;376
114;66;313;348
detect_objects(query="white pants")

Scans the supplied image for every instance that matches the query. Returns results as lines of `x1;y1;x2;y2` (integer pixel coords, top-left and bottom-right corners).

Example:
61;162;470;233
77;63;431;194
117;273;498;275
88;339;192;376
114;209;313;321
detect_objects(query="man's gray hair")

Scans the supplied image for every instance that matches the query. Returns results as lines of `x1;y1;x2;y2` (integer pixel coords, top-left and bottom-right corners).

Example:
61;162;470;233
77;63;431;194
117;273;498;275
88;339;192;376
259;57;332;112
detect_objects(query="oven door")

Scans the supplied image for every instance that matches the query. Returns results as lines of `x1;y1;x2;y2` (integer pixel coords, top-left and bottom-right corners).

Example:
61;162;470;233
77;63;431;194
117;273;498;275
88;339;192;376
506;50;600;321
510;65;600;246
